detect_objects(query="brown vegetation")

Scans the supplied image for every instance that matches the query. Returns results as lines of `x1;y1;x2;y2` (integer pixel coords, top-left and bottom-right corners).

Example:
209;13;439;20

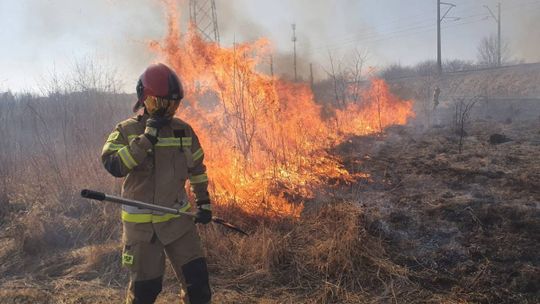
1;87;538;303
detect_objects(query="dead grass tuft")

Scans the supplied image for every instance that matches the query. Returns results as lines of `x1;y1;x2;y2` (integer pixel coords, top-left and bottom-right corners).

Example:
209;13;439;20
201;203;412;303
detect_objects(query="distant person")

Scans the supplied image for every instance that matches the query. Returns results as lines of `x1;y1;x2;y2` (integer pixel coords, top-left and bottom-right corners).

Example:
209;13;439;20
101;63;212;304
433;86;441;109
432;86;441;125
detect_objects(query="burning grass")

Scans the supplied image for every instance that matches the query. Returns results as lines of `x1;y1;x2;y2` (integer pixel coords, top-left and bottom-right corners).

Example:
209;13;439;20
2;1;537;303
149;1;414;218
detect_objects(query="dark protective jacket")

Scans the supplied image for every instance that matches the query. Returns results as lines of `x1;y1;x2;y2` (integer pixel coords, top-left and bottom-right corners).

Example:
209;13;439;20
101;114;209;245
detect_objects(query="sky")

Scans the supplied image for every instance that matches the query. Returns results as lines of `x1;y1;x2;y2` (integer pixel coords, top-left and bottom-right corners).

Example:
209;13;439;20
1;0;539;93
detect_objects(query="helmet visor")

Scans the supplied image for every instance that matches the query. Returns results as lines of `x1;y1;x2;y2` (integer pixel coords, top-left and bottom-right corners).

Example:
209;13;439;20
144;96;180;117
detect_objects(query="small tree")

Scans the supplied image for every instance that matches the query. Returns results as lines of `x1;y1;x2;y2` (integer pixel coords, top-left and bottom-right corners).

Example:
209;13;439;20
323;49;368;108
477;34;510;67
453;96;482;153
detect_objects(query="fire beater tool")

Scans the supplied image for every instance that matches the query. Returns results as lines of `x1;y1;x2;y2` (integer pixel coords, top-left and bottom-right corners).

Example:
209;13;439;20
81;189;248;236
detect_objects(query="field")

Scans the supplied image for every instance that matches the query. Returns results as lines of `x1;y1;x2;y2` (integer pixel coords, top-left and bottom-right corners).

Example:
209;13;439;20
0;88;538;303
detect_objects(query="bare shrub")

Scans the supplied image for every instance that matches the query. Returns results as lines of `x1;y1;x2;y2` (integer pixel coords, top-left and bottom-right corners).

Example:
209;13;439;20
322;49;368;108
477;34;511;67
1;58;129;262
453;96;482;153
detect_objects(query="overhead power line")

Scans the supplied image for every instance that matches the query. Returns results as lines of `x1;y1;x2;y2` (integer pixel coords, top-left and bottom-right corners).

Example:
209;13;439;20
299;0;540;57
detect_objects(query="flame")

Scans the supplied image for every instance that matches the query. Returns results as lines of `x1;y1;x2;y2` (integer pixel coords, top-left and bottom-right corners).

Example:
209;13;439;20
334;79;415;135
148;2;414;217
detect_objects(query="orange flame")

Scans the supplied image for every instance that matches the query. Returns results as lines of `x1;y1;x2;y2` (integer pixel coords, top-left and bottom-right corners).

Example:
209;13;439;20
148;3;414;217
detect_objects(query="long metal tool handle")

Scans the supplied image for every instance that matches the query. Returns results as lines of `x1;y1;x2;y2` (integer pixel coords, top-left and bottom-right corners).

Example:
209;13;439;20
81;189;249;236
81;189;195;217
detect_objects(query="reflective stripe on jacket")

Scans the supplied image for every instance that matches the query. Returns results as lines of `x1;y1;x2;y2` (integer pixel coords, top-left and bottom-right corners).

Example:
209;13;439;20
101;114;210;245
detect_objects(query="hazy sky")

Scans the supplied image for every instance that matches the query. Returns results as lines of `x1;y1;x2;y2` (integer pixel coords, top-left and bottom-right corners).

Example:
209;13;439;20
1;0;539;93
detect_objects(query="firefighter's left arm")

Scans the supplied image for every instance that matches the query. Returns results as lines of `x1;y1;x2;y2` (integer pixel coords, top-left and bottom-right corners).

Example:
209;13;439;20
187;129;210;207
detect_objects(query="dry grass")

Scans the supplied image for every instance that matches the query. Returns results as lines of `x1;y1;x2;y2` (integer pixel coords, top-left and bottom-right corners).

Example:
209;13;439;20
200;203;413;303
1;92;538;303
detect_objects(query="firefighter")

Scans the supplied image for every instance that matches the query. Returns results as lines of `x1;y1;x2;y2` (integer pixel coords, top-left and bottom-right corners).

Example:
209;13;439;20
101;63;212;304
433;86;441;109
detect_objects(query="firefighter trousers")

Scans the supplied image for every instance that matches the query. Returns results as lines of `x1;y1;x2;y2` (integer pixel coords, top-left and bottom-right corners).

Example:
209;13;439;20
122;226;211;304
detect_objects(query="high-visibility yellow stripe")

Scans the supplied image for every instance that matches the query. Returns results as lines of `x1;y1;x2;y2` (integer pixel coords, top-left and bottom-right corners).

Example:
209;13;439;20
192;148;204;161
125;135;192;147
102;142;125;153
179;202;192;212
107;131;120;142
155;137;181;147
151;213;181;223
155;137;192;147
189;173;208;184
121;211;181;223
118;146;137;169
122;211;152;223
182;137;192;146
121;203;191;223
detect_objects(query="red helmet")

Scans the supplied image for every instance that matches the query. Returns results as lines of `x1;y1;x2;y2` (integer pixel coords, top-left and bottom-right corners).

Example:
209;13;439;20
134;63;184;112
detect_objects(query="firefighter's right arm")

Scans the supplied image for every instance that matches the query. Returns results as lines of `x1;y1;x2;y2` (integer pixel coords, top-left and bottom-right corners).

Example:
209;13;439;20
101;125;153;177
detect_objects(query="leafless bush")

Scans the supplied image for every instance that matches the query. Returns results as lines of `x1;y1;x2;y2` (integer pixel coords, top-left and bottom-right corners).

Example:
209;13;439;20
477;34;511;67
453;96;482;153
70;57;124;93
1;59;131;261
323;49;368;107
218;45;266;160
39;57;124;96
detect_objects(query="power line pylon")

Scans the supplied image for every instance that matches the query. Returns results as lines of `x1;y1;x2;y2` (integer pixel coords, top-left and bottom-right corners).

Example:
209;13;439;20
291;23;297;81
189;0;220;44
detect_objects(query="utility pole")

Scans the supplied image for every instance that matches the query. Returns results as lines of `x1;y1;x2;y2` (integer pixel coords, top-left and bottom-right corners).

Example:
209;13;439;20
291;23;297;81
498;3;501;66
484;3;501;66
270;55;274;77
309;63;314;89
437;0;441;75
437;1;456;75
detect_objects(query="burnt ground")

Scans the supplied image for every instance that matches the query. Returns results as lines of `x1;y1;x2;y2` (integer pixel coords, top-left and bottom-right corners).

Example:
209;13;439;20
335;119;540;303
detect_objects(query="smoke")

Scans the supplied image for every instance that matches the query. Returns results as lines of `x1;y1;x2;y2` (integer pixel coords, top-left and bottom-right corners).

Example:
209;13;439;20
509;6;540;62
3;0;540;93
215;0;540;65
4;0;168;92
468;0;540;63
214;0;371;79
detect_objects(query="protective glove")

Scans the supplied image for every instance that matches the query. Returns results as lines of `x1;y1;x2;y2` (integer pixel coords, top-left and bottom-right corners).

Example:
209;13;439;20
144;116;170;144
194;202;212;224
